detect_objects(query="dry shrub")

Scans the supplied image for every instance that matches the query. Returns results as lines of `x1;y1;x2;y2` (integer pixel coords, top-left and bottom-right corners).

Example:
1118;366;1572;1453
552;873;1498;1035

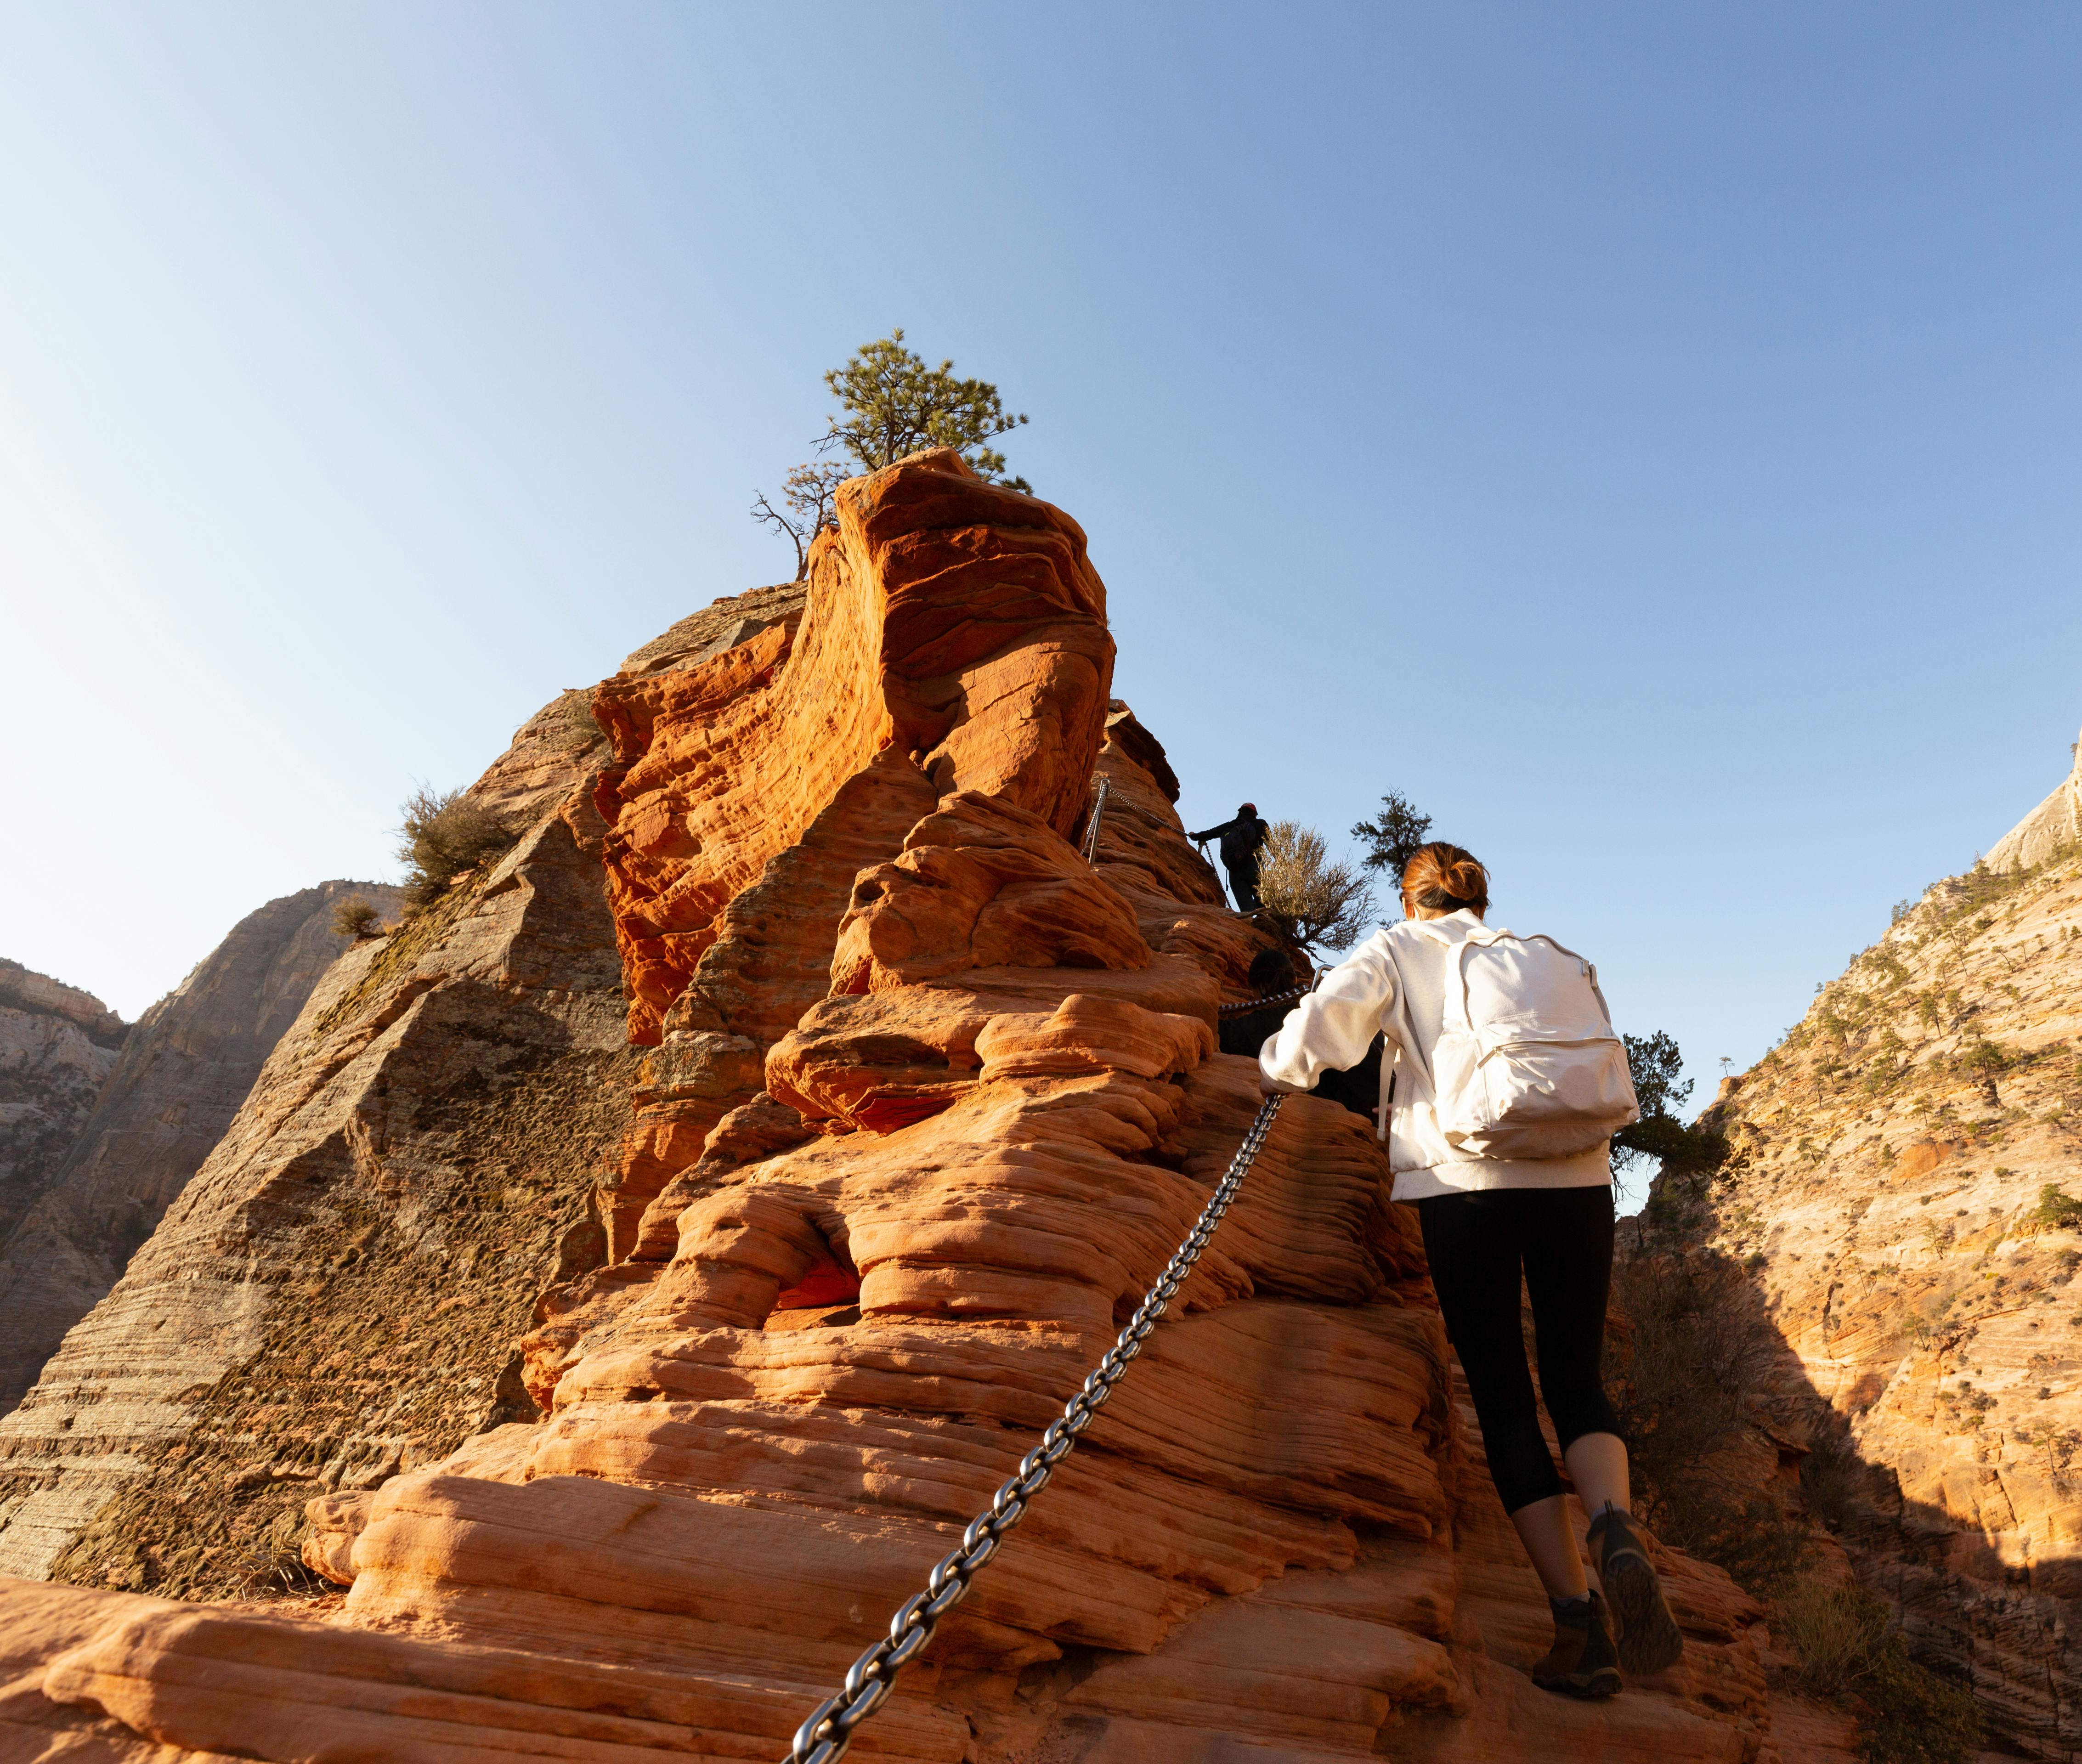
396;787;518;909
330;896;382;940
1777;1582;1978;1763
1611;1250;1813;1594
1255;821;1376;951
1779;1580;1890;1696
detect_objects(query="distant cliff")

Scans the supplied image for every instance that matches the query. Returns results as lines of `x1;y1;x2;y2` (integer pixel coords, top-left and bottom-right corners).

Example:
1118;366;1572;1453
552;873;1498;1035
0;962;124;1261
1646;722;2082;1759
0;883;403;1415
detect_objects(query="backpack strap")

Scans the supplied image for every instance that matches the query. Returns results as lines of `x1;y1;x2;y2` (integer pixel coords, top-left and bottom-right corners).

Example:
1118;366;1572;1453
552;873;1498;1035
1375;928;1434;1094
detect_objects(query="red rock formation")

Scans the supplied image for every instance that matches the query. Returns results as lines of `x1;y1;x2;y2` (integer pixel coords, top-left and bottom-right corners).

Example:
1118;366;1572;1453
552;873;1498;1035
0;452;1811;1762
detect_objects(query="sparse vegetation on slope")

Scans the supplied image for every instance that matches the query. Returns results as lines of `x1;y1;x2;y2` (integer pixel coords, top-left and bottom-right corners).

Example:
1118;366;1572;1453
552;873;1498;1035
1640;825;2082;1756
396;786;518;909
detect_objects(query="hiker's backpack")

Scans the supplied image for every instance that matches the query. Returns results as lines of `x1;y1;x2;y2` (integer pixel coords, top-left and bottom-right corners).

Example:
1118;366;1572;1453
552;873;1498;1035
1425;925;1641;1160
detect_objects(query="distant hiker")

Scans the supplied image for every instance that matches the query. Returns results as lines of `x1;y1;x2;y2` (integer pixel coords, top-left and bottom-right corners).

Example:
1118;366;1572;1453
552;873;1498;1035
1256;842;1680;1700
1191;802;1270;911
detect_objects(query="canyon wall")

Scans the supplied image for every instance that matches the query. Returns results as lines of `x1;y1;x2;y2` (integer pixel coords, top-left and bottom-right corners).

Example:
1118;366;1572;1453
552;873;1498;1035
0;454;1820;1764
1646;734;2082;1758
0;964;124;1275
0;882;403;1416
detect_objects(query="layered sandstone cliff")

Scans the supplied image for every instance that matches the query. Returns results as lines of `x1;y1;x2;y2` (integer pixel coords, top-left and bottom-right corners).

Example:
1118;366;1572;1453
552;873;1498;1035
0;882;404;1416
0;964;124;1270
1646;733;2082;1758
0;454;1813;1764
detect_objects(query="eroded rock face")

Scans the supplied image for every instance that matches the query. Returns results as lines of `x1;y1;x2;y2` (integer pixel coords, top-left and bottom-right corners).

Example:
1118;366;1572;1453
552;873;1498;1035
1646;756;2082;1757
0;964;123;1266
0;455;1799;1764
0;883;404;1416
0;742;636;1597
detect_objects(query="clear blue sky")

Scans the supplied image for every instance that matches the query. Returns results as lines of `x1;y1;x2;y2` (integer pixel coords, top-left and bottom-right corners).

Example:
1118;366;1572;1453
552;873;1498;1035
5;5;2080;1162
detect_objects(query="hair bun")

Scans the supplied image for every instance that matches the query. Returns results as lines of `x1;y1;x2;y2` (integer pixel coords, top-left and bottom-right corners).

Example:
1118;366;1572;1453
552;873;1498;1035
1402;842;1490;913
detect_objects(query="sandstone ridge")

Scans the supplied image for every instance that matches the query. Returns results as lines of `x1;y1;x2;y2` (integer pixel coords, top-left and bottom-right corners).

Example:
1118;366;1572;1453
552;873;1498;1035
1;452;1813;1763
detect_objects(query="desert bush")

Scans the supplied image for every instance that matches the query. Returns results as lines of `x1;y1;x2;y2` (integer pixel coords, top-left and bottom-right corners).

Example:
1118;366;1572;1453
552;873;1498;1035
1254;821;1377;952
2036;1185;2082;1232
1778;1582;1979;1762
396;786;518;909
549;689;605;754
1610;1250;1811;1595
1779;1580;1890;1696
330;896;382;940
1799;1419;1869;1528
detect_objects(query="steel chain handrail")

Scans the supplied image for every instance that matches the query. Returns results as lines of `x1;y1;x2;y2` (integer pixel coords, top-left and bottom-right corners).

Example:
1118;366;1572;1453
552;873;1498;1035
783;1092;1287;1764
1079;775;1113;865
1216;982;1313;1019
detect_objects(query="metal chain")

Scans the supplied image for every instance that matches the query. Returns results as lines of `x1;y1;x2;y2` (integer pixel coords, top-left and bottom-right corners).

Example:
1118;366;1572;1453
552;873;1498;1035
1079;774;1113;866
783;1092;1287;1764
1216;982;1313;1019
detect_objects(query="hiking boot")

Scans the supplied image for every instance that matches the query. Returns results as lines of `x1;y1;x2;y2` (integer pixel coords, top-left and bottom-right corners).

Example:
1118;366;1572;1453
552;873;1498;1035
1588;1504;1685;1675
1531;1591;1622;1698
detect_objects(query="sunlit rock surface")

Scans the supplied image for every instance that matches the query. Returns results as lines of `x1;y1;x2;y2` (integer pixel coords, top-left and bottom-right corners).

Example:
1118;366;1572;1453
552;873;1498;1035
0;452;1815;1764
1648;728;2082;1758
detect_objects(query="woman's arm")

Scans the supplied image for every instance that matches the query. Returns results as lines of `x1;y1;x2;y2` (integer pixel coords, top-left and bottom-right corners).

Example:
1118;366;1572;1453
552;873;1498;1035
1258;937;1399;1094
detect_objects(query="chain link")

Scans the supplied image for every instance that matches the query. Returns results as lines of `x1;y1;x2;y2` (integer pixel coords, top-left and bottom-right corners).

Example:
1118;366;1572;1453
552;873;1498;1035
783;1092;1287;1764
1216;983;1313;1019
1079;775;1114;866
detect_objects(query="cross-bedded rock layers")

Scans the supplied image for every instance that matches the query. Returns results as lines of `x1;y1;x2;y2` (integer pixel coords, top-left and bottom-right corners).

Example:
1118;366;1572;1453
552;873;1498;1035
0;883;406;1417
0;454;1805;1764
1645;733;2082;1759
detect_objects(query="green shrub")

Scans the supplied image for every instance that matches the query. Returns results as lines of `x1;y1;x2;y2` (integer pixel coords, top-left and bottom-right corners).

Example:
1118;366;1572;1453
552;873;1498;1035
1960;1038;2009;1075
330;896;382;940
396;787;519;909
2035;1185;2082;1233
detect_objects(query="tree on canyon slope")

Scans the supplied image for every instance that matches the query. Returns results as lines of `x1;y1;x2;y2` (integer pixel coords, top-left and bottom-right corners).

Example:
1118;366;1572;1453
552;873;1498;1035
820;329;1030;489
750;461;849;582
752;329;1031;573
1614;1030;1724;1180
1351;791;1433;884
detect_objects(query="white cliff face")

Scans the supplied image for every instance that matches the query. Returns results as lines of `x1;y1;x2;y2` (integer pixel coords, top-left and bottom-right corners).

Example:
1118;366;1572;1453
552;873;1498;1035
1988;723;2082;874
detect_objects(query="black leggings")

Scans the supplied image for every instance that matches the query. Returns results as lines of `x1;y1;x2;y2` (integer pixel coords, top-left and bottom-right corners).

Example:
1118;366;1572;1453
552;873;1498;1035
1415;1185;1622;1515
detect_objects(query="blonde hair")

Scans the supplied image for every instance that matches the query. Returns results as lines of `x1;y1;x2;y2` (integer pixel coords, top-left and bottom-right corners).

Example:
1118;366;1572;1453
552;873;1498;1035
1401;842;1489;914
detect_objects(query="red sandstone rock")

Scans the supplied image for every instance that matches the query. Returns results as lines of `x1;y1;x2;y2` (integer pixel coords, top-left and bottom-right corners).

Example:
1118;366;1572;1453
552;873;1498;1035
0;463;1807;1764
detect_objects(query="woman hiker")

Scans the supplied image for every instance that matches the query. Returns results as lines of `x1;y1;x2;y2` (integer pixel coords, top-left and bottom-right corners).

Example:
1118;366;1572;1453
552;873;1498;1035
1255;842;1683;1699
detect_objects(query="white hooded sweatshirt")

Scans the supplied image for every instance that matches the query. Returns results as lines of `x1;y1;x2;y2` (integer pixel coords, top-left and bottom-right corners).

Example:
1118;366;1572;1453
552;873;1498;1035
1257;909;1613;1204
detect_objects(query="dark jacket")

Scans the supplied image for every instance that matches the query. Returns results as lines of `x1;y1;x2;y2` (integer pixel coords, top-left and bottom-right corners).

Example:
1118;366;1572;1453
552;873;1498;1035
1192;813;1269;870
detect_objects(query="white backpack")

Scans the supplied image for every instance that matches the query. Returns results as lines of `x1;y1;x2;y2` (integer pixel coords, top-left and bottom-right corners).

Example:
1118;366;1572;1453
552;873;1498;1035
1424;925;1640;1160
